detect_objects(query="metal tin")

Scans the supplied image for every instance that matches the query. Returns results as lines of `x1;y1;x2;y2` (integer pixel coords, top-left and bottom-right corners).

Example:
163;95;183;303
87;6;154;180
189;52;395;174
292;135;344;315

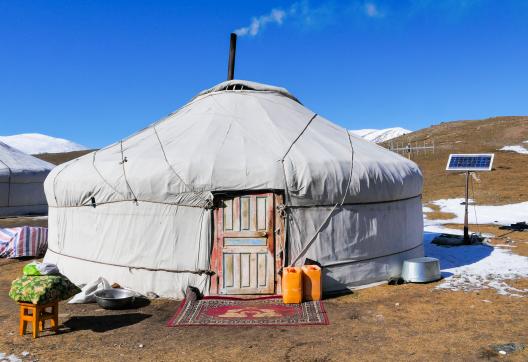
94;288;136;309
401;257;441;283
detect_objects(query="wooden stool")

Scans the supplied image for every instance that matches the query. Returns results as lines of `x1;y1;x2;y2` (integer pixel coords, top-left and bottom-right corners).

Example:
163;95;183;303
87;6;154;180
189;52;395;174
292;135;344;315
19;301;59;338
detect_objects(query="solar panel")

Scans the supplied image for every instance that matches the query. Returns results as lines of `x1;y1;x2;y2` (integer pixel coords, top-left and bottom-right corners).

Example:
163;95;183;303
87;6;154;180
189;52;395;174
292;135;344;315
446;154;494;171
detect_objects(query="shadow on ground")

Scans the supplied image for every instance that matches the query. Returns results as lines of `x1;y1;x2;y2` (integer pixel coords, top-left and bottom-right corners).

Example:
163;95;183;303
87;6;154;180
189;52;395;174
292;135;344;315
423;231;493;270
63;313;151;333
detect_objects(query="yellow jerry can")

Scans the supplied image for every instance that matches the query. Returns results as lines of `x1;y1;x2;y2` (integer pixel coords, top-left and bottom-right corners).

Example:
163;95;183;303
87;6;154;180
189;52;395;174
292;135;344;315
282;267;302;304
302;265;322;301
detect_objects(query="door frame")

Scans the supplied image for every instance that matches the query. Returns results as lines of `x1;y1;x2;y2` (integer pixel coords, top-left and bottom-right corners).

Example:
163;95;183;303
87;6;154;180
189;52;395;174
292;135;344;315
210;191;285;295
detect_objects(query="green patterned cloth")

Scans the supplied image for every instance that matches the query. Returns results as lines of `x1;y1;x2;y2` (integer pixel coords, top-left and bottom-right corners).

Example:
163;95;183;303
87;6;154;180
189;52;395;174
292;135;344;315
9;275;80;304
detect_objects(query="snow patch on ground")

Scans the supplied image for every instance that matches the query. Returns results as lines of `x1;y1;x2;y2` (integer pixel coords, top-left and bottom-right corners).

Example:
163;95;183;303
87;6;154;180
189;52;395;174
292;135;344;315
422;206;434;213
424;198;528;225
499;145;528;154
423;201;528;296
424;226;528;296
0;352;23;362
0;133;87;154
349;127;411;143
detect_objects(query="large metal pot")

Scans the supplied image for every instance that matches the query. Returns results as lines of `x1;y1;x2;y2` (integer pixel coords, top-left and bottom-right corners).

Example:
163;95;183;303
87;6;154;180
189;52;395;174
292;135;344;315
401;257;441;283
94;288;136;309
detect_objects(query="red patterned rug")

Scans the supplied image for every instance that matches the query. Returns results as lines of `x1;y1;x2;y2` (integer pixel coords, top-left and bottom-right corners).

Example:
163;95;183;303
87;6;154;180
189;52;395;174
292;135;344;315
167;296;329;327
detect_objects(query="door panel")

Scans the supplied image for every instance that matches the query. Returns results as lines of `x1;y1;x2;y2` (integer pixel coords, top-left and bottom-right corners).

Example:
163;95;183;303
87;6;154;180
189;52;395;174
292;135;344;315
213;193;275;295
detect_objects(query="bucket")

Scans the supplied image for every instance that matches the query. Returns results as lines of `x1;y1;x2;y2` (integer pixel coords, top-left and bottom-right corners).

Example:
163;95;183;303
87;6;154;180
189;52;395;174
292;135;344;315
282;267;302;304
401;257;441;283
302;265;322;301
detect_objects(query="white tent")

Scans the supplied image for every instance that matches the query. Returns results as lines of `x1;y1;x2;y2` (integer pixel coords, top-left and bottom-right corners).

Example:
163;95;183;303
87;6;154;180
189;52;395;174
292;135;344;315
44;80;423;298
0;141;54;216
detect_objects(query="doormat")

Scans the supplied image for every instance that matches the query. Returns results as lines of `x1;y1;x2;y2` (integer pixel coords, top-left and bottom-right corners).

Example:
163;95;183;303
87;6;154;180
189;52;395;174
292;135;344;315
167;296;329;327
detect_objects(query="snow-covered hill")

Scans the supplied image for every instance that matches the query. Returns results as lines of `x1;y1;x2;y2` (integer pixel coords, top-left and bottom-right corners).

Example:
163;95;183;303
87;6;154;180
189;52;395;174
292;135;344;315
350;127;411;143
0;133;87;155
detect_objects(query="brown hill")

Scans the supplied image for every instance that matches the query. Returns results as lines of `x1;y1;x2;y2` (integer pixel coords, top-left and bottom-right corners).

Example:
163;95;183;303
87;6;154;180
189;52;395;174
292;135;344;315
382;116;528;205
34;149;94;165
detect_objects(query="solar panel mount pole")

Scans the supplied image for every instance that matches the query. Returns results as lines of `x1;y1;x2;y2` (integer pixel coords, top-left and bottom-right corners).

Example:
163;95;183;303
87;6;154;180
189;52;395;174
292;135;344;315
464;170;470;244
227;33;237;81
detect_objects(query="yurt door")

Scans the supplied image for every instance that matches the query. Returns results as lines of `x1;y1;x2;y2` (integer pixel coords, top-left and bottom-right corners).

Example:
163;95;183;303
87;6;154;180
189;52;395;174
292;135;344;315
212;193;276;295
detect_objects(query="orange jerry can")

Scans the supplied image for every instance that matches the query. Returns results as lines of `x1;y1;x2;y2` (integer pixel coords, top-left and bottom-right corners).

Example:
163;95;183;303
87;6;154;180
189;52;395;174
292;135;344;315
302;265;322;301
282;267;302;304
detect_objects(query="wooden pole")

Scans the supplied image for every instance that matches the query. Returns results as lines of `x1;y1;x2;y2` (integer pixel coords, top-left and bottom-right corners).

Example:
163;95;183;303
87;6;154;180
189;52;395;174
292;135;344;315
464;171;470;244
227;33;237;80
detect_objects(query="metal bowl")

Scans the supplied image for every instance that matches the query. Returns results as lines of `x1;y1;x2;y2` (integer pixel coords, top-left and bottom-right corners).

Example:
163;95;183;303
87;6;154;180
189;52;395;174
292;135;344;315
94;288;136;309
401;257;441;283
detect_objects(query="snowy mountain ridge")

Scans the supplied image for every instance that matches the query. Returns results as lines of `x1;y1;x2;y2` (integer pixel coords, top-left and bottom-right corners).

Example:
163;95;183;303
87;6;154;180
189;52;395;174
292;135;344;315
0;133;87;155
1;128;410;154
350;127;411;143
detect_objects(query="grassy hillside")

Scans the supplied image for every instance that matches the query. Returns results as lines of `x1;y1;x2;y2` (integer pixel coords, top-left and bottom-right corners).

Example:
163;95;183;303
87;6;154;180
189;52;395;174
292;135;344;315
383;116;528;205
34;149;94;165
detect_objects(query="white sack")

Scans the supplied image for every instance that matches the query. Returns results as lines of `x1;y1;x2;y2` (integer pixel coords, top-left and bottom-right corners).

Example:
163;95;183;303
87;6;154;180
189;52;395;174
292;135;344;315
68;277;110;304
36;262;60;275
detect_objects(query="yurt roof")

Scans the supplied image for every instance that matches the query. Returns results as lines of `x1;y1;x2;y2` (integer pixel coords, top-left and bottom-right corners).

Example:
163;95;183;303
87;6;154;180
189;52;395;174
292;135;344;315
194;80;301;104
45;80;422;209
0;141;54;175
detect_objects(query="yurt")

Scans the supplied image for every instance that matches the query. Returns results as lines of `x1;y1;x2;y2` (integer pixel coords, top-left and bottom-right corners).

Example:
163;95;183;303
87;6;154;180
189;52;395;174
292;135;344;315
0;141;54;216
44;80;424;298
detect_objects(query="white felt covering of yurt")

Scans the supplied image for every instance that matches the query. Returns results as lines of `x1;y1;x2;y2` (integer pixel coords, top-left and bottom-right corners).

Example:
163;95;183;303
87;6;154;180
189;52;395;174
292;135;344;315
44;80;423;298
0;141;54;216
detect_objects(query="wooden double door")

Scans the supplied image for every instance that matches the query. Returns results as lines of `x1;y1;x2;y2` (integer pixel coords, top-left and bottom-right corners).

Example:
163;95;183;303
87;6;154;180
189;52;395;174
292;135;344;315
211;192;283;295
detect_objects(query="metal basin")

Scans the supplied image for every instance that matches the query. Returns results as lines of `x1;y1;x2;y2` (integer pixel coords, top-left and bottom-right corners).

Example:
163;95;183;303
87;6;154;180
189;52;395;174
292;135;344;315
94;288;136;309
401;257;441;283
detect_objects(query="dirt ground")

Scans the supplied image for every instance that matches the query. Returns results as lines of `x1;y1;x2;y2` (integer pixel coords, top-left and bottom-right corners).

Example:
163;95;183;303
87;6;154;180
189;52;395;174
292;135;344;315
2;211;527;361
1;256;527;361
0;216;48;228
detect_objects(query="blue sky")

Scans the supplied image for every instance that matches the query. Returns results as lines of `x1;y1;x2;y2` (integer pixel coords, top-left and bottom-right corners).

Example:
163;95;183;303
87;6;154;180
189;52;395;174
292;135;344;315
1;0;527;148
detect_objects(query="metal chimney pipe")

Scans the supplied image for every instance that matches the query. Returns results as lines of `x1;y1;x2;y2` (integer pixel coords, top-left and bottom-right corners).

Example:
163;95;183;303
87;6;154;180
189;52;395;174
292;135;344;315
227;33;237;80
